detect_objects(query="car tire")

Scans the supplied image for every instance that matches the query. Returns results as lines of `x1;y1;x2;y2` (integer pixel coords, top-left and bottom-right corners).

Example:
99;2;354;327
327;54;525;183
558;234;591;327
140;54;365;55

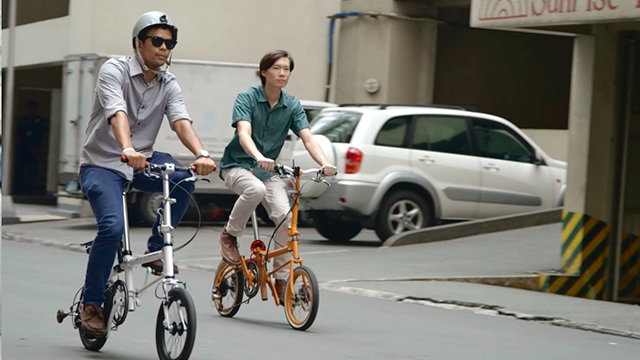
138;192;164;227
374;190;431;242
313;213;362;243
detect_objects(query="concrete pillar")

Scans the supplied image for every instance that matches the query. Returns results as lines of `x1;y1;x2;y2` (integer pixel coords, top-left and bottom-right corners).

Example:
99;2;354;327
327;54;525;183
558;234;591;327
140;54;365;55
332;0;438;104
543;26;625;301
564;35;595;216
586;26;619;223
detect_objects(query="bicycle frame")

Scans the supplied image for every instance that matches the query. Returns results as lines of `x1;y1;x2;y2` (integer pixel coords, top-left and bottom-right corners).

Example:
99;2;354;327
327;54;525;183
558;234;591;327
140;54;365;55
107;165;188;320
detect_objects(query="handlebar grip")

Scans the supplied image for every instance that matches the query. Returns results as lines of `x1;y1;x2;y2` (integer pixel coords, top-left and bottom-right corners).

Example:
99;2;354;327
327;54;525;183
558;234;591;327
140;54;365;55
121;155;149;168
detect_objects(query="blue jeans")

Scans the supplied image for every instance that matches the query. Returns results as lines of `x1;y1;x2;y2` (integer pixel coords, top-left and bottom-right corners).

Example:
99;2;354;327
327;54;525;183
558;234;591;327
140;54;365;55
79;152;195;306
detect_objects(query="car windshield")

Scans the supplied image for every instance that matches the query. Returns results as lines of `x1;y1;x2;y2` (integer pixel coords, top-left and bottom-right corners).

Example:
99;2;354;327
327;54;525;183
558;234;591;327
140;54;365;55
304;108;323;123
309;111;362;143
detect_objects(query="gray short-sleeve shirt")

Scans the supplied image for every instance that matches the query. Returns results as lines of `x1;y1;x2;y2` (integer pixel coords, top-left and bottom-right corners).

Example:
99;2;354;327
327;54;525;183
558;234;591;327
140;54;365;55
79;56;191;180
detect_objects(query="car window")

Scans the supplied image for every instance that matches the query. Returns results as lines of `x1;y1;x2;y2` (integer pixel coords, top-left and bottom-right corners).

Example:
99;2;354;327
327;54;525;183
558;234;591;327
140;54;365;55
471;119;535;163
411;116;471;155
310;111;361;143
374;116;411;147
304;108;322;123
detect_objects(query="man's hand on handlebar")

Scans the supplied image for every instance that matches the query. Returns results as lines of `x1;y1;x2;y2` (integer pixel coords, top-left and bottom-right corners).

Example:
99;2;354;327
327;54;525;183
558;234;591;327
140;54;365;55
321;163;337;177
122;150;147;171
191;157;217;176
257;157;275;173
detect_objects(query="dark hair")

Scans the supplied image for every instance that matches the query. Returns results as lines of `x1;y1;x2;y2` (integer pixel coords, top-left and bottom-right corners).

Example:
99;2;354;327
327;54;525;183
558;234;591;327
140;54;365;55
259;50;294;86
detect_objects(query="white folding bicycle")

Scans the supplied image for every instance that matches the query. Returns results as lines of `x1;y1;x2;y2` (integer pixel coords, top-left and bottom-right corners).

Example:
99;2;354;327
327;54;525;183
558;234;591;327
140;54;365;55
57;159;209;360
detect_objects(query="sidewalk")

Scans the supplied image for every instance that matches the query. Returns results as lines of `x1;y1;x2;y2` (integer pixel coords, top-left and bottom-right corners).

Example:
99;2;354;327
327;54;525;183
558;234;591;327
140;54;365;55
3;210;640;341
1;202;69;225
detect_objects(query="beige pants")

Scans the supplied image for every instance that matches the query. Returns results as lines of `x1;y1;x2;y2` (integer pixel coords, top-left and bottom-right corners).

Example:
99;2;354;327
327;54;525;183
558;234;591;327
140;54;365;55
223;167;292;280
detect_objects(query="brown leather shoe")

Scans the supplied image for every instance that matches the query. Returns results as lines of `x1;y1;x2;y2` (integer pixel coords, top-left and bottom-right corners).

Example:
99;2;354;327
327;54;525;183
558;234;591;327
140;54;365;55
80;304;106;335
220;227;240;265
142;251;179;274
275;279;287;306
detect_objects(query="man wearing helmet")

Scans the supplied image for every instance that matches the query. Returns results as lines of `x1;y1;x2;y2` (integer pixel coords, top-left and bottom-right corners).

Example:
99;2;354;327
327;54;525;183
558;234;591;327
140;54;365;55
77;11;215;335
218;50;337;305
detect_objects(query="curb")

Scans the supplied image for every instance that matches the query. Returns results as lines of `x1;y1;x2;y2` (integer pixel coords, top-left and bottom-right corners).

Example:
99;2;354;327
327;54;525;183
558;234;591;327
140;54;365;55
1;231;218;274
2;214;70;225
321;282;640;341
383;208;563;247
342;275;541;291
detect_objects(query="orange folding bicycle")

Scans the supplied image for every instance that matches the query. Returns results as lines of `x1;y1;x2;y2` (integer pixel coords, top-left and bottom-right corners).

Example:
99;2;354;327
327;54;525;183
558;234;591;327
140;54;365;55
211;164;331;331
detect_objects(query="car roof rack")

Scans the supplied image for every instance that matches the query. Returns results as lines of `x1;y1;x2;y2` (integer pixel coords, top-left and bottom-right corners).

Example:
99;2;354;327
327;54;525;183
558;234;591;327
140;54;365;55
337;103;470;111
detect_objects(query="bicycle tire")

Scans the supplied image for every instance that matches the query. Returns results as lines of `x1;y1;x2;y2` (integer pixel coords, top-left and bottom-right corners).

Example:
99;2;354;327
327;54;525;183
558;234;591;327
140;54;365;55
212;261;244;317
155;287;197;360
77;288;108;351
79;327;108;351
284;266;319;331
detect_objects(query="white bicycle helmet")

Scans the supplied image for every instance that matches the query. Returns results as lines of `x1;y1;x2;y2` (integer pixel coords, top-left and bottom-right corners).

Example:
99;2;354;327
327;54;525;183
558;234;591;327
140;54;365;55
131;11;178;73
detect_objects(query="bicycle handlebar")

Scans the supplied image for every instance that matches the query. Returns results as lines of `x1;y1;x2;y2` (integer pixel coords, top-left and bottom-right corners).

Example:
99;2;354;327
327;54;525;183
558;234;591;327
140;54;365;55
121;155;195;173
274;164;338;178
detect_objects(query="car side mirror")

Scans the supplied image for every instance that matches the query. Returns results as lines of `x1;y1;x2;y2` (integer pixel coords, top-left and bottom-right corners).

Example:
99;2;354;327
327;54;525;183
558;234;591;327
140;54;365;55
533;152;544;166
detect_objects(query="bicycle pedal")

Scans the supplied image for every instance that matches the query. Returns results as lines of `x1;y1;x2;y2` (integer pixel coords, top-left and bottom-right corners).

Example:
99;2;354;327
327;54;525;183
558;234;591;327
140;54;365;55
143;266;163;276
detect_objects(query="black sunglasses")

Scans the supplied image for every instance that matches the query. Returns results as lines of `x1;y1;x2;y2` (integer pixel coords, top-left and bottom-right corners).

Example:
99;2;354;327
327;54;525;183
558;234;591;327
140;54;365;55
142;36;177;50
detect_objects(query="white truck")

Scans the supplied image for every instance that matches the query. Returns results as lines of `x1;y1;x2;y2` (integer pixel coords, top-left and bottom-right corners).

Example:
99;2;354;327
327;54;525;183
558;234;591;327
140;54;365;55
59;53;332;224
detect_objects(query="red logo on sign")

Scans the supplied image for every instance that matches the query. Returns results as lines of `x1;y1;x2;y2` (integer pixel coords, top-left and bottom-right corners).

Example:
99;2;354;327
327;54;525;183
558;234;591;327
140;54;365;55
478;0;529;20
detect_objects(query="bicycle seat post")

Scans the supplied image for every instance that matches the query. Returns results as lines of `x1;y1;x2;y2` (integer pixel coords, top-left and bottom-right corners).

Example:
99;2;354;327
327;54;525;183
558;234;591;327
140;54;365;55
121;182;133;256
251;210;260;240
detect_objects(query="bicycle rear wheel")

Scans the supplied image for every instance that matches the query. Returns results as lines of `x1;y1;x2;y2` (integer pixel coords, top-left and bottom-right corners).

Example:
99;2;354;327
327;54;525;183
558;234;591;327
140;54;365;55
212;261;244;317
155;287;197;360
77;302;107;351
284;266;319;331
79;326;107;351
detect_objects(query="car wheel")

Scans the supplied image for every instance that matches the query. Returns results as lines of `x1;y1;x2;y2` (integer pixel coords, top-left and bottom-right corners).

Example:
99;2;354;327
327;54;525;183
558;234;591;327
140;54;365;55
375;190;431;242
138;192;163;226
313;213;362;243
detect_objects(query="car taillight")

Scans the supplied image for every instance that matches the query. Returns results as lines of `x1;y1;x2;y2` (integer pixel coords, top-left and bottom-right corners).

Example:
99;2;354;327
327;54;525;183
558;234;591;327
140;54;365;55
345;147;362;174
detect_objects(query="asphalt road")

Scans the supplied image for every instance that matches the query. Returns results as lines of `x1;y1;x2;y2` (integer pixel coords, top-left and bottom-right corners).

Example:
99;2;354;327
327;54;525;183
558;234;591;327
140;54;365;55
3;232;639;360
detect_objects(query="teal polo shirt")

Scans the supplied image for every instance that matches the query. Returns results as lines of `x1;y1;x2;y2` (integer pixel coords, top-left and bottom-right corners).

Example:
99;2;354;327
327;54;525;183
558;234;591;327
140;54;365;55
220;85;309;181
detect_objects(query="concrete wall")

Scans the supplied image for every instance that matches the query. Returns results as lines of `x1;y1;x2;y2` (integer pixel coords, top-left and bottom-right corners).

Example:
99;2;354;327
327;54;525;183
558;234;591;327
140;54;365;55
332;0;437;104
521;129;568;161
2;0;342;101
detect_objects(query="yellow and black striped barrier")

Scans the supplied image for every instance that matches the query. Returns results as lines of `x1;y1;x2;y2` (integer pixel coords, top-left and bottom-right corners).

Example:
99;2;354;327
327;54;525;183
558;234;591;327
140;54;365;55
619;232;640;299
539;211;640;300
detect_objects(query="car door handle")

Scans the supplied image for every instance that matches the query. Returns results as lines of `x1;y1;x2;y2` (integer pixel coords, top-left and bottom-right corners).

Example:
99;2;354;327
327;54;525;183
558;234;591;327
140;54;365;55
418;157;435;164
483;164;499;172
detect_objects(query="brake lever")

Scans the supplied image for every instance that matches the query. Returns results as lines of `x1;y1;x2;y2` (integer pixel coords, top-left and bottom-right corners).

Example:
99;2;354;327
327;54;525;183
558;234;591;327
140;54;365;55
313;177;331;187
143;167;161;179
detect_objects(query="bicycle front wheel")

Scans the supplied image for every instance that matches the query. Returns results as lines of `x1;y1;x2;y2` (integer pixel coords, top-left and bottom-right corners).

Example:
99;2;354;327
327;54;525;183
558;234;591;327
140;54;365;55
284;266;319;331
155;287;196;360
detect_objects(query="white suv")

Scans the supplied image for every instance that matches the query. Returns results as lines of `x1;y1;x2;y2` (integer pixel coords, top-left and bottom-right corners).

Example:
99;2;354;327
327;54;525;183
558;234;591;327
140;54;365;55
289;105;567;242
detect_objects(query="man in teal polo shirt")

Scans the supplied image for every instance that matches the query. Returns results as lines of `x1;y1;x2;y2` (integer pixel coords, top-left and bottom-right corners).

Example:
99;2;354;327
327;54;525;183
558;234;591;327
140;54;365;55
218;50;336;303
